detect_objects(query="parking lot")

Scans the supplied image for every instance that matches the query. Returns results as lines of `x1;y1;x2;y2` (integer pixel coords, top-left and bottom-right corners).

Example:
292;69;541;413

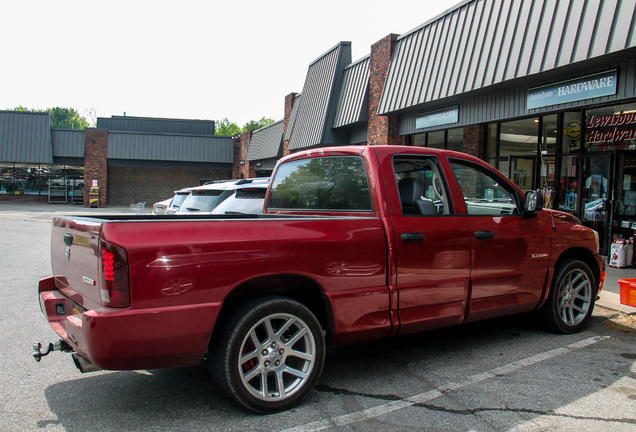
1;203;635;431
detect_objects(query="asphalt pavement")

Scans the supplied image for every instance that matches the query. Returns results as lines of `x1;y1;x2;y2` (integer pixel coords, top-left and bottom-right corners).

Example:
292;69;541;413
0;201;635;317
2;201;635;431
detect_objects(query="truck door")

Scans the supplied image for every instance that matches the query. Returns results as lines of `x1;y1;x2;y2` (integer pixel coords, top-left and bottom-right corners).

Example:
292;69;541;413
388;155;471;336
448;159;552;322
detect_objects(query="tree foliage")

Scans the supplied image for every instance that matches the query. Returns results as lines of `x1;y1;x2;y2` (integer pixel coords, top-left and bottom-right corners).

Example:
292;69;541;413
242;116;275;132
215;116;276;136
215;118;242;136
10;106;91;129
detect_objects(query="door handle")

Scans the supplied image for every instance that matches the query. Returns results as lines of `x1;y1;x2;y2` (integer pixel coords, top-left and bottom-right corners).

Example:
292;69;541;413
401;233;425;243
474;230;495;240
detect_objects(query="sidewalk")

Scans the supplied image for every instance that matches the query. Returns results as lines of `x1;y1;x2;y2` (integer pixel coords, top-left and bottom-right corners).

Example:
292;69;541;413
600;266;636;315
1;202;635;316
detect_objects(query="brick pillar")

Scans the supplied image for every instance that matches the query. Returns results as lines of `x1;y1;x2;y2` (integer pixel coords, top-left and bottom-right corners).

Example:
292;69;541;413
463;124;486;158
281;141;290;157
368;34;402;146
83;128;108;207
236;131;255;179
232;135;242;179
281;93;297;157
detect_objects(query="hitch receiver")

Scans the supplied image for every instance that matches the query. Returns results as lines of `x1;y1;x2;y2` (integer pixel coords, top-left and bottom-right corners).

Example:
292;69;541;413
33;340;72;362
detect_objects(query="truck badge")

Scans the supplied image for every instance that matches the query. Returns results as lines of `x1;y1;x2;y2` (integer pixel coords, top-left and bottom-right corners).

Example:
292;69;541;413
66;247;71;261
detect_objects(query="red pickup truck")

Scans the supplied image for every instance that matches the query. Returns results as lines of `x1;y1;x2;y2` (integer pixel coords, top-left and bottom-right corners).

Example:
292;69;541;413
35;145;604;413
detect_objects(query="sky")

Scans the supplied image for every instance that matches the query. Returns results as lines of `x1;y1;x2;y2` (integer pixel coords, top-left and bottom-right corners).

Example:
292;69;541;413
2;0;461;127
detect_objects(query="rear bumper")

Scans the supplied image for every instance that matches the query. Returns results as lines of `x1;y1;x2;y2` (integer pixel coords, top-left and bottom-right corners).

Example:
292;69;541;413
38;277;222;370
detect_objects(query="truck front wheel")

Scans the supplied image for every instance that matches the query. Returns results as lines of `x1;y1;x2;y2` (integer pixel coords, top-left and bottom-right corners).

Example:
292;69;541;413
540;259;597;334
210;296;325;413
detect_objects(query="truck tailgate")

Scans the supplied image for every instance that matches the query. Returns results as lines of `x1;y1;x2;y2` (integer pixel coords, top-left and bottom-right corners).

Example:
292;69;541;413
51;216;103;307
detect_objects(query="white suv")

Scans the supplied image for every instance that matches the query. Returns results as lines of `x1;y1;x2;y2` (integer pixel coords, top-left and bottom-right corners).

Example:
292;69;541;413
176;178;269;215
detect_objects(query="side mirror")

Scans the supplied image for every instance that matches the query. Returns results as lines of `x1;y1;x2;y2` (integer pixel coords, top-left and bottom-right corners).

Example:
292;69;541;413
524;190;544;214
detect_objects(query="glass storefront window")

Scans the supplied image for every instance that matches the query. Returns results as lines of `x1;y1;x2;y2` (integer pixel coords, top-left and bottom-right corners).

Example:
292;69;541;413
447;128;463;152
427;131;444;149
499;118;539;157
487;123;497;159
585;102;636;152
413;133;426;147
540;115;557;208
0;163;84;198
562;112;582;154
413;128;464;151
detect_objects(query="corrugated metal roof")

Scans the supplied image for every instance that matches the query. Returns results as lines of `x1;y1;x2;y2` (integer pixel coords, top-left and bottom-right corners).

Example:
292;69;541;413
97;116;215;136
52;129;85;158
0;111;53;163
246;120;284;161
287;42;352;150
107;132;233;163
333;56;370;128
398;54;636;135
283;94;302;141
378;0;636;115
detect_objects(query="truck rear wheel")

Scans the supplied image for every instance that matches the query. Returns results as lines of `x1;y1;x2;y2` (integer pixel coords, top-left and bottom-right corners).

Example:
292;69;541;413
210;296;325;413
540;259;596;334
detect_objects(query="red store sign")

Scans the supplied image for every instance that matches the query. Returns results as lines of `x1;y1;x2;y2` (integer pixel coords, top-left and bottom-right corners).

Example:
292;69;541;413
587;110;636;150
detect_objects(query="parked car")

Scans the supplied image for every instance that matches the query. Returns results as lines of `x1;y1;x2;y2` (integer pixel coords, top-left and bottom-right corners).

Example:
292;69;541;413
166;187;196;214
177;178;269;215
152;186;197;216
152;198;172;215
210;181;269;215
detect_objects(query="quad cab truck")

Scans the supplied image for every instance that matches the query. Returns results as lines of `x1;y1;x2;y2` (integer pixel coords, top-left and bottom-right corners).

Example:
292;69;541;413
35;145;605;413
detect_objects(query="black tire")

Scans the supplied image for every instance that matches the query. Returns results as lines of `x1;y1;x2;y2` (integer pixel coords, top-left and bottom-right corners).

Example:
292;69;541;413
210;296;325;413
540;259;597;334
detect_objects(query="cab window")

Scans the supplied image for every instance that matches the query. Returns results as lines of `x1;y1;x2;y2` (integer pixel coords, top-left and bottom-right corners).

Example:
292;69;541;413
450;160;519;215
393;155;451;216
268;156;372;211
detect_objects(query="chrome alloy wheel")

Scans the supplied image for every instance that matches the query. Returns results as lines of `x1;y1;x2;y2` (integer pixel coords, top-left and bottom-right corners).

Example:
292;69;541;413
238;313;316;402
557;268;593;326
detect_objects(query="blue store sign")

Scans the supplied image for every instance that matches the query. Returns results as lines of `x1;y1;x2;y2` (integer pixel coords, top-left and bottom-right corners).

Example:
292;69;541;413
416;106;459;129
527;70;617;110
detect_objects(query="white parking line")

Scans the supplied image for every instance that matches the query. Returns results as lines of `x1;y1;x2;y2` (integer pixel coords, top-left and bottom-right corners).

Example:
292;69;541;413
282;336;610;432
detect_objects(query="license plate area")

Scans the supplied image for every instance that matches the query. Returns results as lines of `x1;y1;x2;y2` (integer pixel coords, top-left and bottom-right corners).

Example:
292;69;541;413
71;301;86;316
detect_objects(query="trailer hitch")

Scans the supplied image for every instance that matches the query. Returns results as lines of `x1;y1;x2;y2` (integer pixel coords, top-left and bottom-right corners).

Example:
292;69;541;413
33;340;72;362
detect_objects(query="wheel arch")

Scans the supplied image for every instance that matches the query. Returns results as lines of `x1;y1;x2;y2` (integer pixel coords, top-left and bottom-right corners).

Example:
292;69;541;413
553;247;602;289
212;274;333;344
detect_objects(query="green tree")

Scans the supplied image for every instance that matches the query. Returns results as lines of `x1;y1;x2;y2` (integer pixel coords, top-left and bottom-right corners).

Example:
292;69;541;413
47;107;90;129
215;118;241;136
9;106;90;129
242;116;275;132
215;116;277;135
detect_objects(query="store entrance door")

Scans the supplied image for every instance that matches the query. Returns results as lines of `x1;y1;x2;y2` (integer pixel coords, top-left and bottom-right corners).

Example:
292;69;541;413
508;156;538;192
612;151;636;247
581;153;612;255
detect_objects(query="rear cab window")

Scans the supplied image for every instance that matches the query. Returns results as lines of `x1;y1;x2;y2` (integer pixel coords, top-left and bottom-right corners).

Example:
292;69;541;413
267;156;372;212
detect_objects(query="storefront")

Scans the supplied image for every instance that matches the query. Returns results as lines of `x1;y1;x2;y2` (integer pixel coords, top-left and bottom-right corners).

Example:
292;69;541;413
0;163;84;203
411;97;636;256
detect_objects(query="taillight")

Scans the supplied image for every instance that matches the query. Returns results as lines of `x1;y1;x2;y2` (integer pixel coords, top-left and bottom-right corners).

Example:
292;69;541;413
98;241;130;307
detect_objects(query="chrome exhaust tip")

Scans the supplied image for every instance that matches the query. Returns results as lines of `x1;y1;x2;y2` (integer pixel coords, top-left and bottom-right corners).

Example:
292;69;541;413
72;353;102;373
